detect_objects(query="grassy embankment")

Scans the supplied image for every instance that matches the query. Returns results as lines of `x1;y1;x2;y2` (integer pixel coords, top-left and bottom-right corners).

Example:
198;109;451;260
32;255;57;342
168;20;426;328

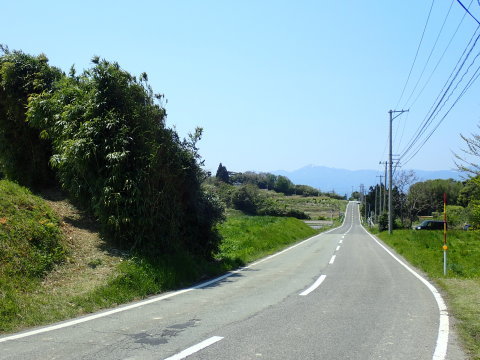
0;180;340;334
376;229;480;359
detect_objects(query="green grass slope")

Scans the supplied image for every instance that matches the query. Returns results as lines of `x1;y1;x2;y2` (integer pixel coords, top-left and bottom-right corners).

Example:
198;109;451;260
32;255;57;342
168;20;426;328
377;229;480;359
0;187;322;334
217;215;318;265
0;180;65;331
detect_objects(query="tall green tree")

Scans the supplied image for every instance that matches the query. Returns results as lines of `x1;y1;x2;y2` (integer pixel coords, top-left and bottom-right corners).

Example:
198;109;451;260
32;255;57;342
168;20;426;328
25;56;223;257
0;47;62;188
455;124;480;177
215;163;230;183
455;126;480;227
274;175;294;195
407;179;463;217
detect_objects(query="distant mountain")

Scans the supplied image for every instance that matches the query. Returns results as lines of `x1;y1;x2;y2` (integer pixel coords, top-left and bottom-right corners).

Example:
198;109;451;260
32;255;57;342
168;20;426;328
273;165;462;197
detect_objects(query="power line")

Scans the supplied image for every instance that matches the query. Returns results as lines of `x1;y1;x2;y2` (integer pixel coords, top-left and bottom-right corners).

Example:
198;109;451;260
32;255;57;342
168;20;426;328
385;1;480;171
399;26;480;162
401;45;480;165
397;1;472;153
395;0;436;109
401;69;480;166
456;0;480;25
409;0;473;109
403;1;454;109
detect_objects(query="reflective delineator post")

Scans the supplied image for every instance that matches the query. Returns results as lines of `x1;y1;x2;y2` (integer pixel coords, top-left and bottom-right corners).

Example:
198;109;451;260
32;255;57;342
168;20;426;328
443;193;447;276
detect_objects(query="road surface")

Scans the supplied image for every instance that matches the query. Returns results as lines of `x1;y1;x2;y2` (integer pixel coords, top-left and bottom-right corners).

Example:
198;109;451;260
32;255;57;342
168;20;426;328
0;202;465;359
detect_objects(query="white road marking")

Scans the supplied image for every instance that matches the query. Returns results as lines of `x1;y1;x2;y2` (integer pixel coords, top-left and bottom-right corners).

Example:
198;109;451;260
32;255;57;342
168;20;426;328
356;206;449;360
336;246;340;251
329;255;336;264
0;209;350;343
299;275;327;296
163;336;223;360
339;240;343;244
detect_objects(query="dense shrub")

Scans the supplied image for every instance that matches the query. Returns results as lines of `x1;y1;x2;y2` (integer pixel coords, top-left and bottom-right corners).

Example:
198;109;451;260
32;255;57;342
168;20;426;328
378;212;388;232
0;48;62;188
232;184;263;215
432;205;469;229
0;50;224;258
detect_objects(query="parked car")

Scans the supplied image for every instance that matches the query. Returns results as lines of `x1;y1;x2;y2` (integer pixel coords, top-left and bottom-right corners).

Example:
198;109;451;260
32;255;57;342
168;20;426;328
415;220;446;230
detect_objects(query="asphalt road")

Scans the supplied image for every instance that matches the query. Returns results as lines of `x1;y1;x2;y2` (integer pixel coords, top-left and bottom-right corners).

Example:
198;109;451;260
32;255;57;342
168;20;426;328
0;202;466;359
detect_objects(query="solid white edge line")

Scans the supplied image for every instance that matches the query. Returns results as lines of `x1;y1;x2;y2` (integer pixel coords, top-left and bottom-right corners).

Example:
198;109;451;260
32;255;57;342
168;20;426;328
0;205;353;344
329;255;336;264
163;336;224;360
299;275;327;296
356;206;449;360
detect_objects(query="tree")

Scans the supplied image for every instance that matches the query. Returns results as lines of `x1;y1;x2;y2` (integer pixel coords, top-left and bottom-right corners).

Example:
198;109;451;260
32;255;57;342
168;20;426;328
350;191;361;201
25;55;223;258
455;126;480;228
458;177;480;207
215;163;230;183
274;175;294;195
232;184;263;215
455;124;480;177
394;170;417;227
0;47;62;188
406;179;463;219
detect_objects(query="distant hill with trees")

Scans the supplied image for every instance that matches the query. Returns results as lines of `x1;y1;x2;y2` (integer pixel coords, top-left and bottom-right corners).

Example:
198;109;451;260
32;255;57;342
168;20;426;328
274;165;461;196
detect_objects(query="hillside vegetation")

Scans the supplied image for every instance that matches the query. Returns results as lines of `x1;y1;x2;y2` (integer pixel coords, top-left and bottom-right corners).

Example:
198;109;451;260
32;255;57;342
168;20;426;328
0;180;66;329
0;48;223;259
0;47;344;337
0;179;327;333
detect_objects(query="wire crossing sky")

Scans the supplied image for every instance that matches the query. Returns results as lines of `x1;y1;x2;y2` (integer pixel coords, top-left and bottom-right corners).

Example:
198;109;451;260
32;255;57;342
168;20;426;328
397;0;480;168
1;0;480;174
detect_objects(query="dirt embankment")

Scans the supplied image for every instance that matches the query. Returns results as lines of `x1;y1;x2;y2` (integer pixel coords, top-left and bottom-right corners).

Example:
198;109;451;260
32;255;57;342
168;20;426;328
39;189;123;298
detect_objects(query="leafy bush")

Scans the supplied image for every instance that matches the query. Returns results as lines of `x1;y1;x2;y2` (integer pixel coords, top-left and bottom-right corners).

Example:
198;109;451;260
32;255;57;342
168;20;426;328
467;200;480;229
0;48;62;188
274;175;295;195
0;51;224;258
232;184;263;215
378;212;388;232
445;205;469;229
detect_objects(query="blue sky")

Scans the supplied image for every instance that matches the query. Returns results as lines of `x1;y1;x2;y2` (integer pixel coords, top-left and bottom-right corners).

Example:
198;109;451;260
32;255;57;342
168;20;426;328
2;0;480;176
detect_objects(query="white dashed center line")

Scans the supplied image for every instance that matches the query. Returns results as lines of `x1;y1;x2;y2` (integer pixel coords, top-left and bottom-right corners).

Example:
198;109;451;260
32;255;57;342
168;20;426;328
329;255;336;264
163;336;224;360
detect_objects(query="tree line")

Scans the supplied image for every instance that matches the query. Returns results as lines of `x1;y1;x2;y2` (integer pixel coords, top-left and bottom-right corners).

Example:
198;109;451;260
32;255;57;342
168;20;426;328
215;163;345;199
206;163;345;219
363;169;480;230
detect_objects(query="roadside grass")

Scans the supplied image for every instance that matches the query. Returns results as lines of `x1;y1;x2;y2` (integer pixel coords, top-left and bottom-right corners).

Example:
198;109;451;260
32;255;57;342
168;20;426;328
216;215;318;265
0;180;66;332
375;229;480;359
0;184;324;334
73;216;319;315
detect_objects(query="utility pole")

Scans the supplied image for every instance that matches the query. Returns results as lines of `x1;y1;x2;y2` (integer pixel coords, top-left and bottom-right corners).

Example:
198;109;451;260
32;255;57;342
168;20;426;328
376;175;383;218
383;161;387;215
379;161;387;215
360;184;365;221
388;109;408;234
